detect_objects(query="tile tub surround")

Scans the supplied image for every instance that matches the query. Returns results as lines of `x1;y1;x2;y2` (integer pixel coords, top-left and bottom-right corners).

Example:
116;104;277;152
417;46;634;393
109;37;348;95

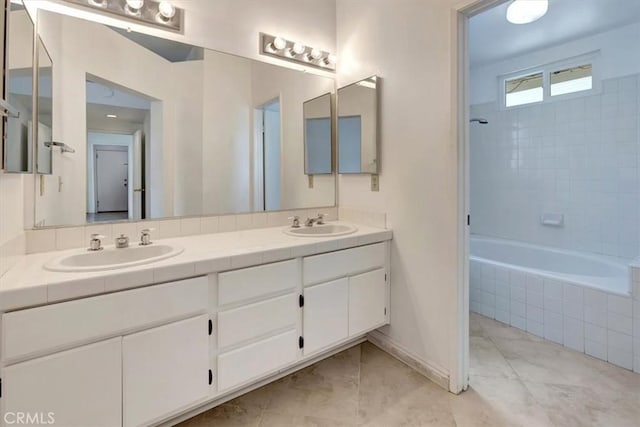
23;207;339;255
0;221;391;312
470;259;640;373
470;74;640;259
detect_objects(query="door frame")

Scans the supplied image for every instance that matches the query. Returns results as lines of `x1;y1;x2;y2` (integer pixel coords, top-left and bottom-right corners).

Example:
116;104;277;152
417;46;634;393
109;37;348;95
451;0;509;393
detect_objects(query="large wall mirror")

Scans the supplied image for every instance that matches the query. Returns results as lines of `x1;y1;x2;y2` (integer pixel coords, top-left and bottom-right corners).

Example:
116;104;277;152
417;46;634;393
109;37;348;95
337;75;378;174
31;8;336;228
3;1;34;173
36;36;53;175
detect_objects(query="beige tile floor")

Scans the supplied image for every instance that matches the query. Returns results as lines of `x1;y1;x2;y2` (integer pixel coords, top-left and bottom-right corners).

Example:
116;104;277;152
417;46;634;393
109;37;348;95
179;314;640;426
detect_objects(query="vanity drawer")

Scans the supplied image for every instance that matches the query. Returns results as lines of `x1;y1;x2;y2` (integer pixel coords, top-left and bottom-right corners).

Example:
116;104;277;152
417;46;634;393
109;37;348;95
303;243;386;286
218;259;297;306
2;276;208;362
217;329;298;392
217;293;298;349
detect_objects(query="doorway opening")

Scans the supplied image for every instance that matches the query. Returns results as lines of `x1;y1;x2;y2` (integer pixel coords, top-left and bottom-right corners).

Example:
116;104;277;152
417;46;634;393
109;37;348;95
458;0;640;401
254;98;282;212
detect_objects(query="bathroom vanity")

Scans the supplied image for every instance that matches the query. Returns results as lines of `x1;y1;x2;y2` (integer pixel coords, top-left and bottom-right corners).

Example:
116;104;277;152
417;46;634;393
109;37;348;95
0;223;391;426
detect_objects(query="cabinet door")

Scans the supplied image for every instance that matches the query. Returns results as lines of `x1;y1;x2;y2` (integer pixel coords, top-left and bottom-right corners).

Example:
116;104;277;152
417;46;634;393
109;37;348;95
123;315;209;427
349;268;387;336
1;338;122;427
303;278;348;355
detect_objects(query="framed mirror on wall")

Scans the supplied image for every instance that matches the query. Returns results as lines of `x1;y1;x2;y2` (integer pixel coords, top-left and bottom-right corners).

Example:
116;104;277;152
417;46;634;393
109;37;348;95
304;92;333;175
337;75;379;174
36;36;52;174
31;8;336;228
2;0;34;173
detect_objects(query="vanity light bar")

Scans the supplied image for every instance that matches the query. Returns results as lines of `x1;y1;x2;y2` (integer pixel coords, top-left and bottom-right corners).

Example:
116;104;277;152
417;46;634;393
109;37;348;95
260;33;336;72
62;0;183;32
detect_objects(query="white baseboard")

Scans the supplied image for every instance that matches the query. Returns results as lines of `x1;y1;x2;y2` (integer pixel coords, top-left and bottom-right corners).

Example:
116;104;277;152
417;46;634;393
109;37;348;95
367;330;450;391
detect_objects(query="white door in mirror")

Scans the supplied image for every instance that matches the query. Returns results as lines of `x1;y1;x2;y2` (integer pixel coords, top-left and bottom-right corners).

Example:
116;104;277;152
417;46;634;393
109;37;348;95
283;223;357;237
44;244;183;272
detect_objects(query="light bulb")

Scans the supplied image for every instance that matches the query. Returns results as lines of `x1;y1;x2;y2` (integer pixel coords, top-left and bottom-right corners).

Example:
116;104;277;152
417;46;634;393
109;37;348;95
88;0;107;7
126;0;144;9
158;1;176;19
125;0;144;14
272;36;287;51
506;0;548;24
324;54;337;65
309;48;323;60
291;42;306;55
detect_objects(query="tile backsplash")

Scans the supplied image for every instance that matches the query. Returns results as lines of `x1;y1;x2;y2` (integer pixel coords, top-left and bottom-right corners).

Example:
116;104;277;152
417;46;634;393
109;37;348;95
470;74;640;259
25;207;338;254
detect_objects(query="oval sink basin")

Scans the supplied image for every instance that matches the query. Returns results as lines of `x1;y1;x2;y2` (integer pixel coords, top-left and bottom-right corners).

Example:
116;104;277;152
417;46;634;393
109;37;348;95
283;223;357;237
44;244;184;272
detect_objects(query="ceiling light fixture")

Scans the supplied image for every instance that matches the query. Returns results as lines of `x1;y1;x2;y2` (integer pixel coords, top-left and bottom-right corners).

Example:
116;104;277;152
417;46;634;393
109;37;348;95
260;33;336;72
506;0;548;24
106;114;118;118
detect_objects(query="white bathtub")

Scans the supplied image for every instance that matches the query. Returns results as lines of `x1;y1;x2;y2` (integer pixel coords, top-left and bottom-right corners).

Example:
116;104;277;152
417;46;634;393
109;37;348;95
470;236;630;296
469;236;638;371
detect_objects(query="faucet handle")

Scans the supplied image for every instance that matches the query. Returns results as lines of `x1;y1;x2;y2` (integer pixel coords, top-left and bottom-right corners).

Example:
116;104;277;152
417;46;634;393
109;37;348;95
88;234;105;251
316;213;327;224
140;228;154;246
288;216;301;228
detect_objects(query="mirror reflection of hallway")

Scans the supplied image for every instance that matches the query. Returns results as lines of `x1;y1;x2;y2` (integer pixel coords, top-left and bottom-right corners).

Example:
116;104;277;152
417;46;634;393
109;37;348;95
85;77;153;223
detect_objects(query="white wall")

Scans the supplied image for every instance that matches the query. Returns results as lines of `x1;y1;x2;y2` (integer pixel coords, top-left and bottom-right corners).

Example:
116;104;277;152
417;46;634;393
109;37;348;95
471;22;640;105
336;0;468;389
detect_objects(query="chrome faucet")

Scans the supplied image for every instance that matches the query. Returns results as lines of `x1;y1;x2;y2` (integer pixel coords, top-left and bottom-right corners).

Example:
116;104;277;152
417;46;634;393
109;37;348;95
115;234;130;249
288;216;301;228
140;228;154;246
305;213;327;227
88;234;105;251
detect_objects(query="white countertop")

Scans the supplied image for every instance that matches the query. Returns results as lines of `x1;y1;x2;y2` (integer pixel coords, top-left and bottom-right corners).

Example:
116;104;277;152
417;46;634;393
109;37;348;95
0;222;392;311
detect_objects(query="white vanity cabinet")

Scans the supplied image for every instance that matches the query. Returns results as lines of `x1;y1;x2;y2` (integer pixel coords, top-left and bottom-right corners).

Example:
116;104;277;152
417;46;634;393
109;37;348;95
216;260;299;392
303;278;349;354
2;338;122;427
0;239;390;426
302;243;388;356
0;277;210;427
123;315;210;427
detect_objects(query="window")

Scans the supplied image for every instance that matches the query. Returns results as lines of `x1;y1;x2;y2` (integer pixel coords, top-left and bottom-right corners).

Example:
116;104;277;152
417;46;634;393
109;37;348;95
550;64;592;96
500;52;599;109
505;72;543;107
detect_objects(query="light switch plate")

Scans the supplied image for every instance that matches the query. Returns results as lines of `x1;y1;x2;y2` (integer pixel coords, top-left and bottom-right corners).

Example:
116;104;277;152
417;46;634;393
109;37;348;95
371;174;379;192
